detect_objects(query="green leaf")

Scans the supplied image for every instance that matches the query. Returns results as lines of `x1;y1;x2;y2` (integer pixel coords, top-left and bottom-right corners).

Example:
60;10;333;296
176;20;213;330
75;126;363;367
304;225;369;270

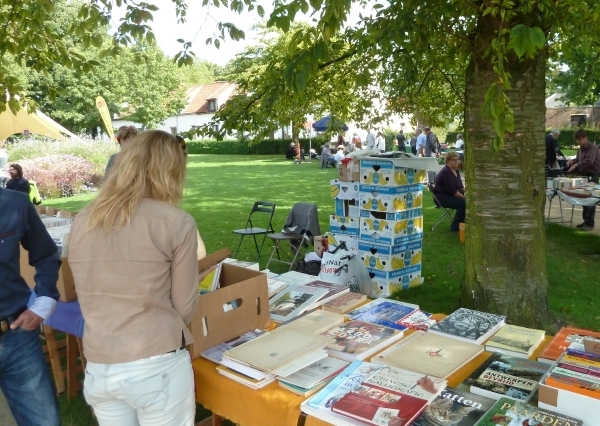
492;136;503;152
295;71;307;91
508;24;527;58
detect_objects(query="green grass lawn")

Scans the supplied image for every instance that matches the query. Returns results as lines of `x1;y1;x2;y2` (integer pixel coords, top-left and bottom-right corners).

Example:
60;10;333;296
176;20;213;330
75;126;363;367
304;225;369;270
44;154;600;424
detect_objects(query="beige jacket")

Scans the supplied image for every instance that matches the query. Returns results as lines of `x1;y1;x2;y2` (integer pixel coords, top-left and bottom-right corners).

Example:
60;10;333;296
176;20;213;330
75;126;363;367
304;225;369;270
69;199;199;364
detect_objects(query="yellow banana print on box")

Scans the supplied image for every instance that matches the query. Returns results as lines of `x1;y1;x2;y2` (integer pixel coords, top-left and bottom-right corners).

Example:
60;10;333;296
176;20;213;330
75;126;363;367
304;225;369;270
394;220;408;234
330;184;340;198
410;251;422;265
388;283;403;294
412;193;423;208
414;170;426;183
377;200;387;211
391;257;404;270
412;216;423;229
364;172;373;184
409;276;421;287
393;198;406;211
362;199;373;210
394;171;409;185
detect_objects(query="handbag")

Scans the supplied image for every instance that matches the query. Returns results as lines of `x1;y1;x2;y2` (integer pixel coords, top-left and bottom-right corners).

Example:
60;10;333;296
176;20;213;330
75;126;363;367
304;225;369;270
318;243;378;297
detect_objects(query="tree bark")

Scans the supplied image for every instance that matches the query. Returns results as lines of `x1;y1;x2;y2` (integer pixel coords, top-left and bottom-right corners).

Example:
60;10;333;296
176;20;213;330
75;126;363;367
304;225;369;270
461;39;552;328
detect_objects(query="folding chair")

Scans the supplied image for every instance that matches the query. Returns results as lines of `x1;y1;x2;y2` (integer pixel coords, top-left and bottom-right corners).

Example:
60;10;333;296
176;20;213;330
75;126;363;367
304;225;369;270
265;203;320;271
232;201;276;261
427;182;455;231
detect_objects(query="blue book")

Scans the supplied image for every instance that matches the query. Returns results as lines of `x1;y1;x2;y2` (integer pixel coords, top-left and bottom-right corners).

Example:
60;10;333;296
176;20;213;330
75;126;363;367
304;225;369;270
349;301;415;330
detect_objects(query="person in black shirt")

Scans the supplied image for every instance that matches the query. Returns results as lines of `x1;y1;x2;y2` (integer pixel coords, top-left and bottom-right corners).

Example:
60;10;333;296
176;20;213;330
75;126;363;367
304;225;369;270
6;163;30;194
396;130;406;152
433;151;466;232
545;129;564;168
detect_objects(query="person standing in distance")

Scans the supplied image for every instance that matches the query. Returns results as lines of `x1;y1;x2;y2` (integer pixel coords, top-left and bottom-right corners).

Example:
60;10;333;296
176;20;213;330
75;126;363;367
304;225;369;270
455;134;464;150
366;128;376;149
415;128;426;157
0;187;61;426
396;130;406;152
410;132;418;155
6;164;30;194
567;128;600;230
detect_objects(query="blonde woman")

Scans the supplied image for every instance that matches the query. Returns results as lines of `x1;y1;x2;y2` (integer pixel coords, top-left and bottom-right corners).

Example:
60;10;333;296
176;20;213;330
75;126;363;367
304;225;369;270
69;130;203;425
104;125;138;177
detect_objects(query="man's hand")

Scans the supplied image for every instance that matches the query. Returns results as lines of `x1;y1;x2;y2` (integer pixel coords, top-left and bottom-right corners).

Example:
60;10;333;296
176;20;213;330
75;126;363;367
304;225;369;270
10;309;44;331
568;163;579;172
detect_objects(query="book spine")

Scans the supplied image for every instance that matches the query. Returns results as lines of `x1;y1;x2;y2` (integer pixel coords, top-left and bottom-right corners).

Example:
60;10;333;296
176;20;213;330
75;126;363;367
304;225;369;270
562;354;600;369
553;366;600;385
306;360;364;408
566;348;600;363
549;372;600;390
558;361;600;378
545;376;600;399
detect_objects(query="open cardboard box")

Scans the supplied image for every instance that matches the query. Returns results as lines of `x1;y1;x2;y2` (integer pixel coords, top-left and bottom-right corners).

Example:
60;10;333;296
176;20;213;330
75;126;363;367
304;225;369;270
538;377;600;424
20;246;77;302
188;248;271;359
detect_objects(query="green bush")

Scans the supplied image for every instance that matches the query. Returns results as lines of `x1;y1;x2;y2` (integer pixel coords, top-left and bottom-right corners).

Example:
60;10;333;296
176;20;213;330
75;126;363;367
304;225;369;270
186;137;329;155
552;128;600;150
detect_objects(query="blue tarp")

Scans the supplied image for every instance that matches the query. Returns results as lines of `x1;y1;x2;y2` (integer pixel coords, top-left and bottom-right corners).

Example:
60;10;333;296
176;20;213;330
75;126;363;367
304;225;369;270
312;116;348;132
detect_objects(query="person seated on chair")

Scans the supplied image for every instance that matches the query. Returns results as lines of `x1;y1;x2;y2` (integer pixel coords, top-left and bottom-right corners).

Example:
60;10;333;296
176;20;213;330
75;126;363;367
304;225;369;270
286;142;297;160
433;151;465;233
334;146;345;163
321;143;337;168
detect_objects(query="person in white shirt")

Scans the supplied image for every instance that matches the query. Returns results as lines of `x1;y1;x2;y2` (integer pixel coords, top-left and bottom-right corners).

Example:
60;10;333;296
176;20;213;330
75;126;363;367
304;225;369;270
455;134;464;150
366;129;376;149
334;146;345;162
376;132;386;153
415;128;427;156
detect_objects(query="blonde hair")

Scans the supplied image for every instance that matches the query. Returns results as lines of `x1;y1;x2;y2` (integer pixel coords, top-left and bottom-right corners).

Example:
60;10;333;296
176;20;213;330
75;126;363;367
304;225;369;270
86;130;187;232
445;151;460;164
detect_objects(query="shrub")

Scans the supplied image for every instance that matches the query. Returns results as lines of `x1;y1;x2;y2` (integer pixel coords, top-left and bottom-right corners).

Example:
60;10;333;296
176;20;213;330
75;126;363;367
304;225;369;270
18;155;100;199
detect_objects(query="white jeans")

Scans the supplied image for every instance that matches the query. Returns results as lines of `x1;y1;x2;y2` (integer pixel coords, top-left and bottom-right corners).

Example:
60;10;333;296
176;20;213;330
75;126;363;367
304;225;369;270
84;349;195;426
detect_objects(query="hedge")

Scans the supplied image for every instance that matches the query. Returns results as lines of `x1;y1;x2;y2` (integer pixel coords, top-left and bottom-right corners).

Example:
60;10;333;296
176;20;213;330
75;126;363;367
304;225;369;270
186;137;329;155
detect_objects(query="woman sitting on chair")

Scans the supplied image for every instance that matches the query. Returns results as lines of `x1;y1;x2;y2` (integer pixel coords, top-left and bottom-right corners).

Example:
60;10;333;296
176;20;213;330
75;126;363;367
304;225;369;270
433;151;465;232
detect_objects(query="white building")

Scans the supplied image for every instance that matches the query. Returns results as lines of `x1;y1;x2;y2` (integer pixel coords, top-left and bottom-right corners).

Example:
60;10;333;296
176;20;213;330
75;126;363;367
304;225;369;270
112;81;237;136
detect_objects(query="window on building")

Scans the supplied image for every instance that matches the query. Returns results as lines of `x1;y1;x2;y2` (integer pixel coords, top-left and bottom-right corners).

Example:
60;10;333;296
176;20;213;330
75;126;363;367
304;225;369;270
170;127;177;136
571;114;587;127
213;124;219;132
208;99;217;112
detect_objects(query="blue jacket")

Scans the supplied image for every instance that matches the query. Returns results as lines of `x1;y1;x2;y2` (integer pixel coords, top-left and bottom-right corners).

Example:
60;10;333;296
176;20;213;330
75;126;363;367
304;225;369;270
0;188;60;318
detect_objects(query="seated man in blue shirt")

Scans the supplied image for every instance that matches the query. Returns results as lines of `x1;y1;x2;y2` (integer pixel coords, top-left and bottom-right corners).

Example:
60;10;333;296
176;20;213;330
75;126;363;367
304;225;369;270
432;151;466;232
0;187;61;426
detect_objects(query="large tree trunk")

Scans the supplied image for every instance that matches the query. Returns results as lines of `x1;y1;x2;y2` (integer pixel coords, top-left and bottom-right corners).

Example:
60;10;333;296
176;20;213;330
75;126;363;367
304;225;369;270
461;35;552;328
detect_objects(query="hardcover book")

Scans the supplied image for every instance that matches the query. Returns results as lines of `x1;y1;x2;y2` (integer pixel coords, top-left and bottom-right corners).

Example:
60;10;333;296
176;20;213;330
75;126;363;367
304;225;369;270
321;320;405;362
348;300;416;331
321;292;367;314
463;353;550;402
331;365;446;426
537;326;600;364
267;278;287;297
429;308;506;345
216;365;276;389
372;331;483;379
397;309;437;331
278;356;350;389
346;298;419;319
279;310;345;335
307;360;384;411
278;271;319;286
303;280;351;307
485;324;546;358
268;285;329;323
477;396;583;426
222;327;334;374
412;387;496;426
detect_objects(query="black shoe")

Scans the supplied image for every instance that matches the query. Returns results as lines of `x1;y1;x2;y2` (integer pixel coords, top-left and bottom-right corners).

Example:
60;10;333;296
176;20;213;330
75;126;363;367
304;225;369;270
581;224;595;231
576;223;586;228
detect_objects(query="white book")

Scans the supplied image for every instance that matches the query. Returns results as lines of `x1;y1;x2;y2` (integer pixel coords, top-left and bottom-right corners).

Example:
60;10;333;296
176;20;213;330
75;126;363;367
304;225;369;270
267;279;287;298
216;365;276;389
268;284;329;323
222;258;260;270
219;357;272;381
279;357;350;389
279;310;345;335
273;349;329;378
278;271;318;286
200;330;264;364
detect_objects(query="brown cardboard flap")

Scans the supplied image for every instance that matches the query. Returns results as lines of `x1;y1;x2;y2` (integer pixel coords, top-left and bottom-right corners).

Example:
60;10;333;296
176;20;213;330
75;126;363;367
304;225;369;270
198;248;231;272
189;263;270;359
538;383;558;407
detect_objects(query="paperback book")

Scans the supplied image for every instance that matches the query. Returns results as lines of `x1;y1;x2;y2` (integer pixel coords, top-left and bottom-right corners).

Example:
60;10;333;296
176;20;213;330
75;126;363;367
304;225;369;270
372;331;484;379
303;280;351;307
477;396;583;426
199;261;223;294
216;365;276;389
412;387;496;426
397;309;437;331
279;310;345;335
429;308;506;345
321;320;405;362
200;330;264;364
537;326;600;364
485;324;546;358
278;356;350;396
267;278;287;297
463;353;550;402
277;271;319;286
268;285;329;323
222;258;260;270
347;300;416;331
321;292;367;314
346;299;419;319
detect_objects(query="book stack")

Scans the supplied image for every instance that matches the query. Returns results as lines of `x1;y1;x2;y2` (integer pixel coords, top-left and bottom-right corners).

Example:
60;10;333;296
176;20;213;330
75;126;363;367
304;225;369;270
218;327;334;389
544;348;600;399
485;324;546;358
429;308;506;344
279;310;345;334
537;326;600;364
278;357;350;397
268;284;329;323
329;179;361;254
358;158;427;295
346;298;437;331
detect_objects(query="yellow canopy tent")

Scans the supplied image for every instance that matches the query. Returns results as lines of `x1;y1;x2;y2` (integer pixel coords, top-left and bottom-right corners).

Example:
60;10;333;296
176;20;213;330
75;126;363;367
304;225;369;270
0;106;81;141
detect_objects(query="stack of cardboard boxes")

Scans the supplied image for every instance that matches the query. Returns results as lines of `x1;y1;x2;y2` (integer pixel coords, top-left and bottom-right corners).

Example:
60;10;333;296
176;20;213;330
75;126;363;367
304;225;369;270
356;158;426;296
328;161;361;253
